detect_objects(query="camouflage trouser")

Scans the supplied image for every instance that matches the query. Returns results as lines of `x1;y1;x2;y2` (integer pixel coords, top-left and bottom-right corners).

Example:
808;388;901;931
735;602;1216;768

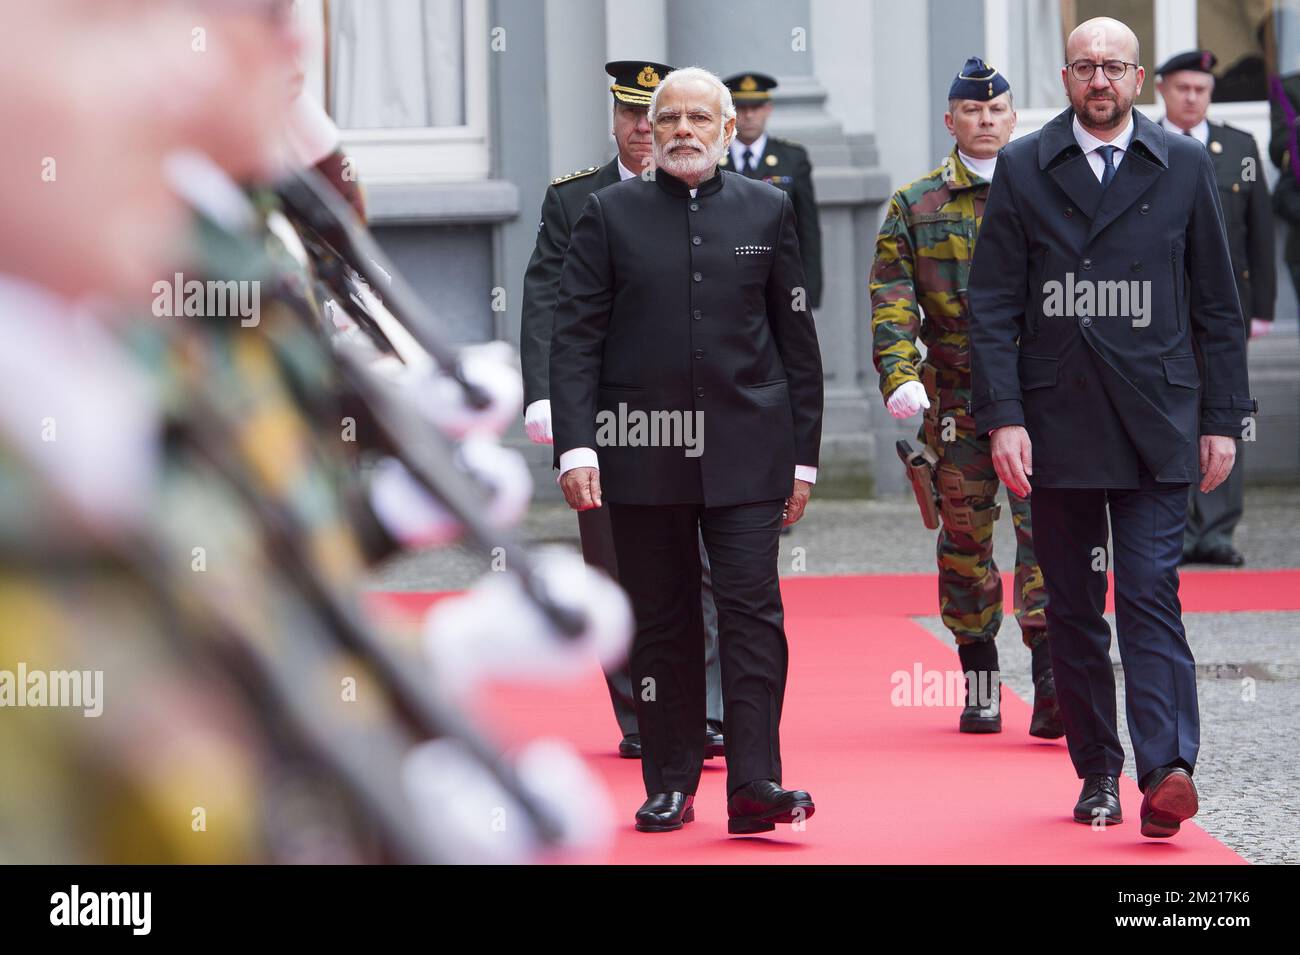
919;366;1048;649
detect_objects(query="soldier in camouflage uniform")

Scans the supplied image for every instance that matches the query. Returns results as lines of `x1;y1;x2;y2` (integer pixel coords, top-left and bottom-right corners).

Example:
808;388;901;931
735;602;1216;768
870;58;1062;738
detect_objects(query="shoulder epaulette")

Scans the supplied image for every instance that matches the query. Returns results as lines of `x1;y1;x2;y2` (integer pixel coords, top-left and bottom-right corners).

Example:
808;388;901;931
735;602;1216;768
551;166;600;186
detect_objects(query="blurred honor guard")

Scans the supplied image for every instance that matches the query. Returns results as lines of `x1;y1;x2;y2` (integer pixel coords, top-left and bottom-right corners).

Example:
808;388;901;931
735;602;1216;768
520;60;726;760
551;67;824;835
720;72;823;310
1156;49;1276;567
871;57;1061;739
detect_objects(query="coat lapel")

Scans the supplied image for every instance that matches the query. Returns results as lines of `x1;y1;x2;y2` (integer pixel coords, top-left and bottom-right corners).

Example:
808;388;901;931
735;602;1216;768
1039;107;1102;221
1085;112;1169;244
1048;152;1104;222
1085;147;1160;243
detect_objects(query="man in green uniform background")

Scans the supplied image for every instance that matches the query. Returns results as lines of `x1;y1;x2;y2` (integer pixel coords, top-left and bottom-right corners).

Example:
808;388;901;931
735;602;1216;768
870;57;1061;738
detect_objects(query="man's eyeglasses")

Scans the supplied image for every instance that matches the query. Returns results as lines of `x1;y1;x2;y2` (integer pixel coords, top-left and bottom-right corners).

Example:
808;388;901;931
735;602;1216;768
1066;60;1138;82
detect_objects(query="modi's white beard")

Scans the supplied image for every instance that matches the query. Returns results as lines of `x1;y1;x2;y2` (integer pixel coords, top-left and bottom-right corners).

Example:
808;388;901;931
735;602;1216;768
653;127;729;181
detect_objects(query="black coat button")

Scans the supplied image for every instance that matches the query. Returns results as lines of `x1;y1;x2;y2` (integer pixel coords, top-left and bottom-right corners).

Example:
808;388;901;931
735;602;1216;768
1064;207;1073;218
693;272;702;282
1131;261;1143;272
1139;203;1151;214
1081;317;1093;327
692;308;702;320
692;236;702;245
695;387;704;398
689;202;700;212
1081;258;1092;270
694;349;704;359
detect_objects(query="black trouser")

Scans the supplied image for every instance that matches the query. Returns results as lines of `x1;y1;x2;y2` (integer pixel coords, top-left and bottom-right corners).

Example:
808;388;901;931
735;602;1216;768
1030;469;1199;784
607;499;787;797
577;506;723;737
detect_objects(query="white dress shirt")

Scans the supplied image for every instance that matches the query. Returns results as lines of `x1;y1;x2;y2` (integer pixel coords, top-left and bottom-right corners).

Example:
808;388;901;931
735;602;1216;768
1160;116;1209;146
1072;112;1135;182
730;132;768;174
617;156;640;181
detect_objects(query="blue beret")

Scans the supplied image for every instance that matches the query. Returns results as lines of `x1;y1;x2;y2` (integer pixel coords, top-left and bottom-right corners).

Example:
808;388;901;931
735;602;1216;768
949;56;1010;101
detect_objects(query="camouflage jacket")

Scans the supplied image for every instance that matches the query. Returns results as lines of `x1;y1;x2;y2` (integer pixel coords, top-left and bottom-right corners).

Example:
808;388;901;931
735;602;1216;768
870;148;988;398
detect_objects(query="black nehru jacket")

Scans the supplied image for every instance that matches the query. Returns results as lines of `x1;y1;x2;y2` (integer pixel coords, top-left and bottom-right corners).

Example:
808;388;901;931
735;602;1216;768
549;168;823;507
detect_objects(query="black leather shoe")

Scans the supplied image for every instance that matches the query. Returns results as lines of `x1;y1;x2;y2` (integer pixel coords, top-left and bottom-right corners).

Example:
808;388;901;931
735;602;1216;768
1199;545;1245;567
1028;670;1065;739
617;734;641;759
1139;766;1198;838
1073;773;1123;825
704;725;725;760
726;780;815;834
635;792;694;832
959;674;1002;733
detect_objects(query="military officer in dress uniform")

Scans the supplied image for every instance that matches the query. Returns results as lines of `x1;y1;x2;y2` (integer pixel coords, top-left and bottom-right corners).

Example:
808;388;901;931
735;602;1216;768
720;72;823;311
1156;49;1276;567
519;60;726;760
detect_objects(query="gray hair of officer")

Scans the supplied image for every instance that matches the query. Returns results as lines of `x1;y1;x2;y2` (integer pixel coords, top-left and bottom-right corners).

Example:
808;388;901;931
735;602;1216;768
649;66;737;124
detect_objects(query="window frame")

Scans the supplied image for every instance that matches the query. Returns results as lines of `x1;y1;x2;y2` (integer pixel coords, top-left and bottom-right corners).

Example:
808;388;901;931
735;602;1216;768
312;0;491;185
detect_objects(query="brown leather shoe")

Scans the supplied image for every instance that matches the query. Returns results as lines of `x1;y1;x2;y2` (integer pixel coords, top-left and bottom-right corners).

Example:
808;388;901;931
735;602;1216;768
1139;767;1198;838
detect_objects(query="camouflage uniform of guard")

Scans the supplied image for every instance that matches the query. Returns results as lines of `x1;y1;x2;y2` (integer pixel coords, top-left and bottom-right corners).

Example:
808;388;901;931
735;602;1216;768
870;148;1048;654
0;196;436;863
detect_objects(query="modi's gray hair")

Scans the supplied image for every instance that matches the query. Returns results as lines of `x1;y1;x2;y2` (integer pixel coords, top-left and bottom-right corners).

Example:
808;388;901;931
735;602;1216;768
649;66;737;123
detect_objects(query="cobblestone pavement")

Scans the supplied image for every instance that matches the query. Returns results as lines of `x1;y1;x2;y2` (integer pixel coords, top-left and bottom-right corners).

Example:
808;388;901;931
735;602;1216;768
370;486;1300;863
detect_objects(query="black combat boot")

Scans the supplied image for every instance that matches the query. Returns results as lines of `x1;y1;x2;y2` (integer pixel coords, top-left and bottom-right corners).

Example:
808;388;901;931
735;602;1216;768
1028;638;1065;739
957;640;1001;733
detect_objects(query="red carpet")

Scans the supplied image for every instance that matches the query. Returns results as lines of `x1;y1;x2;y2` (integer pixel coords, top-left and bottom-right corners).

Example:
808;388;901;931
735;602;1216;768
373;569;1299;864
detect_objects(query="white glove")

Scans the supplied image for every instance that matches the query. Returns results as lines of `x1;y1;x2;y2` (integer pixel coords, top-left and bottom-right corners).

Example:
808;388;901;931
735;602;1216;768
1250;318;1271;339
400;341;524;440
886;380;931;419
368;439;533;549
423;547;633;697
524;399;553;445
368;456;461;549
402;736;614;863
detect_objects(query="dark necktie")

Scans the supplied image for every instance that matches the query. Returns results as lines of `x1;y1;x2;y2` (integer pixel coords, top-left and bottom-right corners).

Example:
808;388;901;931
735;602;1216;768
1184;127;1194;136
1096;144;1118;189
742;148;754;175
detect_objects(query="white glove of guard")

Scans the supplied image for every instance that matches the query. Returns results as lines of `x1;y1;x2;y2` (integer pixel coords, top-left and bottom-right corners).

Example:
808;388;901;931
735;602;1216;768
886;380;931;419
524;399;553;445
